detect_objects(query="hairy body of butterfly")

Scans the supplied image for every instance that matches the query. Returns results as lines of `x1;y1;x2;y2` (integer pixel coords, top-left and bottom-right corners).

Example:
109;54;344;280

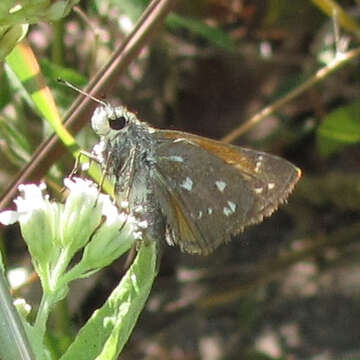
91;105;301;255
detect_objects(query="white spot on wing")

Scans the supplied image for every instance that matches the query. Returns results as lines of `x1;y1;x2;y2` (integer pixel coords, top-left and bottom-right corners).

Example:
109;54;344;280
268;182;275;190
227;201;236;212
223;201;236;216
254;155;264;173
215;180;227;192
255;187;263;194
180;177;193;191
208;208;213;215
168;155;184;162
198;210;203;219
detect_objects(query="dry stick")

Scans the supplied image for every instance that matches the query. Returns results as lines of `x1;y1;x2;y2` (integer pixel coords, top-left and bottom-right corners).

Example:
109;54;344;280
0;0;178;210
221;47;360;144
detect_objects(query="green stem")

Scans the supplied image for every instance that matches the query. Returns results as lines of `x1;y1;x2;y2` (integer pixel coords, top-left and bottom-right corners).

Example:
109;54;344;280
34;247;71;338
51;19;65;65
34;296;52;339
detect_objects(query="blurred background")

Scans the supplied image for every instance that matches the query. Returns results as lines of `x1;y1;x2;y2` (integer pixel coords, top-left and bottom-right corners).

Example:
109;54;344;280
1;0;360;359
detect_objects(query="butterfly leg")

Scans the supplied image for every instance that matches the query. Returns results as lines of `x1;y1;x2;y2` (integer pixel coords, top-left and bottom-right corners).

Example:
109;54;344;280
69;150;99;179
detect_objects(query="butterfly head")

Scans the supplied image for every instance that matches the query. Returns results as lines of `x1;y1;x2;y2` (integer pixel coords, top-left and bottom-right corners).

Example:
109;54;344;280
91;105;134;137
91;105;156;142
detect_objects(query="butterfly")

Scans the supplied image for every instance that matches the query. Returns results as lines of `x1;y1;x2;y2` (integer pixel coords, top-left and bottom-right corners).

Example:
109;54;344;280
89;104;301;255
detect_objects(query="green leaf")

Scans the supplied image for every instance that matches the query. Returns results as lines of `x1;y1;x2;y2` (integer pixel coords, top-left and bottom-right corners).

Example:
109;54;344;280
167;14;236;50
40;59;87;88
60;242;158;360
317;101;360;156
6;42;77;150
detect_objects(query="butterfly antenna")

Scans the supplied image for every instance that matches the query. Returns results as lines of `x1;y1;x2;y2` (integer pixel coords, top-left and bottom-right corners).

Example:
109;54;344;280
57;78;109;107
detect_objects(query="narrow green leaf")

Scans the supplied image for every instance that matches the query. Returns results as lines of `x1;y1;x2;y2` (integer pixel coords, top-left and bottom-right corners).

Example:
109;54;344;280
40;59;87;88
167;14;236;50
6;41;77;150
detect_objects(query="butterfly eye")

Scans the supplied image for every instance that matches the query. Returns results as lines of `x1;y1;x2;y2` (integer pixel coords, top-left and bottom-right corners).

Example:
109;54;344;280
109;115;127;130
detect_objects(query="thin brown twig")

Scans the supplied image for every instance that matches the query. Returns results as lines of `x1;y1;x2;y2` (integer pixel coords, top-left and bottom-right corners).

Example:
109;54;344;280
221;47;360;143
73;6;100;38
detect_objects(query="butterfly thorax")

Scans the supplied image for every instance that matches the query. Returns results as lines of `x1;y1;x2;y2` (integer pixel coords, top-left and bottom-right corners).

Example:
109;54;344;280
103;120;156;176
91;107;165;241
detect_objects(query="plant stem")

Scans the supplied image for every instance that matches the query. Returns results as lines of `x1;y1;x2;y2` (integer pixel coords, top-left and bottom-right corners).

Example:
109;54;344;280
34;295;52;339
34;248;71;338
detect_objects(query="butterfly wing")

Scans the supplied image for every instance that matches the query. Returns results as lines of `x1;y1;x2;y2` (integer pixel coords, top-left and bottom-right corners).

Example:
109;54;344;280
151;130;301;255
